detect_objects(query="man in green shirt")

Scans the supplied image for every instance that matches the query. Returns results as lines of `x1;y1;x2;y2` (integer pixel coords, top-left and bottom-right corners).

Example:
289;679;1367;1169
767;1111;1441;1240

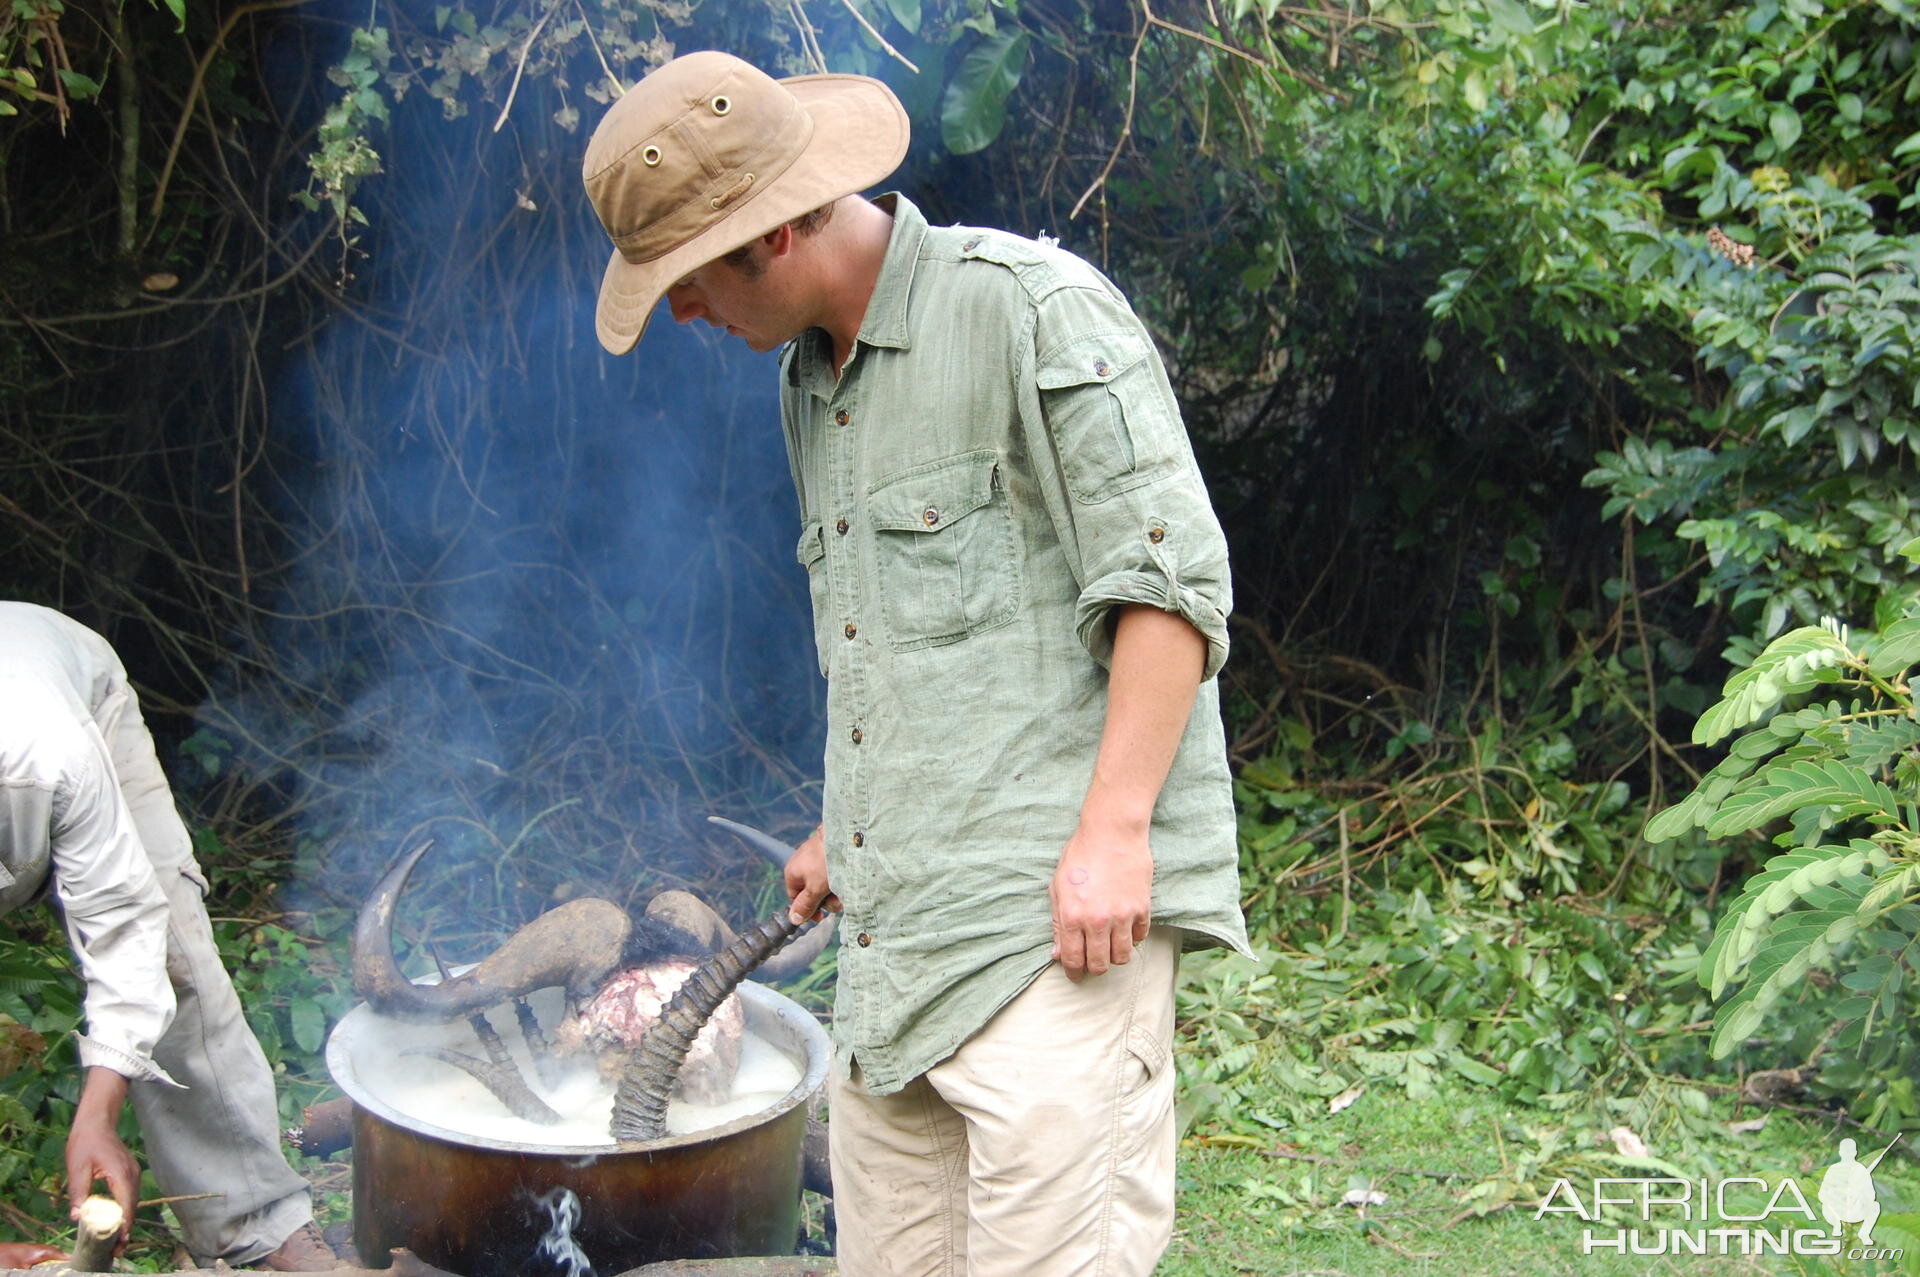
583;51;1250;1274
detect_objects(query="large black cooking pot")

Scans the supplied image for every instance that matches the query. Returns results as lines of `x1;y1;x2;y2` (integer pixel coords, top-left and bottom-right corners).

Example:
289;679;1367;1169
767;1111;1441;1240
327;982;830;1275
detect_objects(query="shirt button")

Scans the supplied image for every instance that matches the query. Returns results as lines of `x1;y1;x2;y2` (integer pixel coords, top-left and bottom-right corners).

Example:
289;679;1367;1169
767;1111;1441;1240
850;727;863;744
1094;359;1112;377
922;506;940;526
857;932;873;947
962;237;981;251
844;623;858;640
1148;527;1166;544
851;831;865;847
835;517;849;536
834;409;850;426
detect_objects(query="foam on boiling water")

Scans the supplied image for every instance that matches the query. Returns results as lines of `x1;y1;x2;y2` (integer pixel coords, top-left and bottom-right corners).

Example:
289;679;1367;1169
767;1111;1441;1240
351;990;804;1147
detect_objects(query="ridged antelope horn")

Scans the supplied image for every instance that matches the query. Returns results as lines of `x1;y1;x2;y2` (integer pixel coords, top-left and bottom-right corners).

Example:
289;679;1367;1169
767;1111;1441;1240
353;842;631;1020
609;912;812;1143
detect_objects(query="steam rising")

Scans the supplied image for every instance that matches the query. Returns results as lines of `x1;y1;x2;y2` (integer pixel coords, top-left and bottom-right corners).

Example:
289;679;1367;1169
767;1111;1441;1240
338;987;803;1147
201;21;828;942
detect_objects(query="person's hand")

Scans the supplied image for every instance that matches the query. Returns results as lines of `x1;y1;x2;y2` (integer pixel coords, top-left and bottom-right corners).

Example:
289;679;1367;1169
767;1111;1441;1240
65;1068;137;1252
785;824;841;926
1050;815;1153;982
0;1241;70;1267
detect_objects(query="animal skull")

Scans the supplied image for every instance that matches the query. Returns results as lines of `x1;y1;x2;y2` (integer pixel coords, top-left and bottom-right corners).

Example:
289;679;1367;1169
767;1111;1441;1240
352;820;828;1128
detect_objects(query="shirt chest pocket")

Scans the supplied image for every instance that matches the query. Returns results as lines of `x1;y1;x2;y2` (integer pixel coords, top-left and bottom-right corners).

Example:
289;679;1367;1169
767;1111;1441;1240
867;450;1021;652
1036;329;1184;505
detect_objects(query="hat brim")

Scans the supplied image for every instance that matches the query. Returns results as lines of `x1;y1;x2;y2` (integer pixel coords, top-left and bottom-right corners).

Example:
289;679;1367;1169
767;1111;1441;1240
594;73;911;356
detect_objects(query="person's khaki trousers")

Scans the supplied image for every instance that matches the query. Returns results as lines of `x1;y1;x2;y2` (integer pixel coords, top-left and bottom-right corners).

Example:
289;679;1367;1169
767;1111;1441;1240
829;929;1181;1277
102;684;314;1264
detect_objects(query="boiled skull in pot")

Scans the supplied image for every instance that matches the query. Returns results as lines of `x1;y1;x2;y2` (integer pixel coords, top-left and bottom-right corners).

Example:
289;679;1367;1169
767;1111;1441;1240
351;817;829;1128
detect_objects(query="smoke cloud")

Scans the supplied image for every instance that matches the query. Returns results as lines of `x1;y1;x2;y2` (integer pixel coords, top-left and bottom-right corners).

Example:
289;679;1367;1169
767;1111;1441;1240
201;21;827;947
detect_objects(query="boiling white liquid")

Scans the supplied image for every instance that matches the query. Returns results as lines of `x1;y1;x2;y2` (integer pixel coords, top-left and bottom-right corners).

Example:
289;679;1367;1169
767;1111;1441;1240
350;992;804;1147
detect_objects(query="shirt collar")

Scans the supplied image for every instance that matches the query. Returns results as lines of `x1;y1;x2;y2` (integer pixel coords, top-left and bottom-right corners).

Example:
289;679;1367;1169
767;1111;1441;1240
785;192;927;391
856;192;926;352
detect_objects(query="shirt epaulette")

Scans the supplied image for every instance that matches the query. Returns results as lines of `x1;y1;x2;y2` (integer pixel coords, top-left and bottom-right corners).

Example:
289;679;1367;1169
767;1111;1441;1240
944;227;1109;304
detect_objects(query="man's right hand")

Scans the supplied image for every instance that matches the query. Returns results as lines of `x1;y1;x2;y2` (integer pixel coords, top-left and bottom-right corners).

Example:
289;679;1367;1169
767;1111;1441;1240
0;1241;69;1267
65;1068;137;1252
785;825;841;926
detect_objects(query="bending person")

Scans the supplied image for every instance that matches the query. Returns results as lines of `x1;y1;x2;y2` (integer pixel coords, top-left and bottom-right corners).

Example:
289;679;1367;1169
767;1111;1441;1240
0;602;335;1270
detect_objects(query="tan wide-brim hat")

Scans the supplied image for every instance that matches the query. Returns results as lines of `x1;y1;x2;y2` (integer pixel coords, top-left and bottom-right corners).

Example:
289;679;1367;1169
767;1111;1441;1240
582;51;910;356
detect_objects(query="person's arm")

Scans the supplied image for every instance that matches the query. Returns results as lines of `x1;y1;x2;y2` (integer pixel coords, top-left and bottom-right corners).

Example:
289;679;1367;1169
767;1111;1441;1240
46;728;179;1085
40;723;181;1249
0;1241;71;1267
1050;606;1205;980
1016;280;1234;980
64;1067;138;1250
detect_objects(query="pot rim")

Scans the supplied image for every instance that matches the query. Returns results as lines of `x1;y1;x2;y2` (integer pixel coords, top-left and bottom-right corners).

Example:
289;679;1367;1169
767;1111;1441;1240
327;980;829;1155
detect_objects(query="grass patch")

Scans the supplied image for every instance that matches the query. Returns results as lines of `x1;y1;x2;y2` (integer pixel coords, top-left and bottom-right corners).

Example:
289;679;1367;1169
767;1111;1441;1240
1166;1077;1920;1276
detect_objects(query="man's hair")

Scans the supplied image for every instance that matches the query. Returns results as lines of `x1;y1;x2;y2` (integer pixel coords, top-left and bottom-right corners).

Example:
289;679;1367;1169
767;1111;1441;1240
719;201;837;279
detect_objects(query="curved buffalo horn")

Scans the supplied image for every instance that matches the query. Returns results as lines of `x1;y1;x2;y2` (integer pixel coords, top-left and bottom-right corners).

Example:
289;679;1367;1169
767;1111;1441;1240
704;815;837;979
354;842;631;1021
705;815;795;869
645;890;734;954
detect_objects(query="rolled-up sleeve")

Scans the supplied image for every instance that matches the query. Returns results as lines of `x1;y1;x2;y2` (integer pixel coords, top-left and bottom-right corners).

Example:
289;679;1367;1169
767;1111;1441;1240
1020;282;1232;679
48;723;181;1087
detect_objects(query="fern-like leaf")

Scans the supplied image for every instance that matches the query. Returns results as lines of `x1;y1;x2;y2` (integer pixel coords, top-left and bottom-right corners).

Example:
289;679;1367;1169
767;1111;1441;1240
1709;910;1860;1059
1694;627;1854;747
1646;706;1854;842
1844;717;1920;772
1868;617;1920;678
1700;843;1873;996
1859;865;1920;917
1704;760;1901;838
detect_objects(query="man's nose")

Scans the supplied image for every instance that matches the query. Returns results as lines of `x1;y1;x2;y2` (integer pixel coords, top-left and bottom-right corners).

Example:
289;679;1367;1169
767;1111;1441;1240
666;287;702;325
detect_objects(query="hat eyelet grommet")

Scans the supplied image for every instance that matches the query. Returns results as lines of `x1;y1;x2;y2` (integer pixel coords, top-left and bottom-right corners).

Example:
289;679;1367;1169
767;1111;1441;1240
711;95;732;116
642;146;662;167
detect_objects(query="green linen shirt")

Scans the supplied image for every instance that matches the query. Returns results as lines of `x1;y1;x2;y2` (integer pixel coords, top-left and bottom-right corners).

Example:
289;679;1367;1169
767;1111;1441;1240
779;194;1253;1096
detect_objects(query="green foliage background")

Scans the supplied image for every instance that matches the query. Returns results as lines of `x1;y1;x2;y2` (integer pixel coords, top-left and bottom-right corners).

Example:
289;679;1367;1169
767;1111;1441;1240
2;0;1919;1264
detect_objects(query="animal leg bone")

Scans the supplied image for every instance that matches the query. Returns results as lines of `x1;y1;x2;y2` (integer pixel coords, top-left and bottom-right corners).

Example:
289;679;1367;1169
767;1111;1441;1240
512;997;562;1088
408;1042;562;1126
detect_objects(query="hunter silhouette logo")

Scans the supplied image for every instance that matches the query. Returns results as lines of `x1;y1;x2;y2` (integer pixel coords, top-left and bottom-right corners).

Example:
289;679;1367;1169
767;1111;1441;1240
1534;1135;1904;1260
1819;1138;1888;1245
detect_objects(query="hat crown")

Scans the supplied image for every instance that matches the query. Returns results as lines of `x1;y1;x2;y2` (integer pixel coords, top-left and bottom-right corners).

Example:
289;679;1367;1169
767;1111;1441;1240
583;51;812;265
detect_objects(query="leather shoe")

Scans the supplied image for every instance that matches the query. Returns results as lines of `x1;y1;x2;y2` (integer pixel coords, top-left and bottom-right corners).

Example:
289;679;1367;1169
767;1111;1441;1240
254;1221;340;1271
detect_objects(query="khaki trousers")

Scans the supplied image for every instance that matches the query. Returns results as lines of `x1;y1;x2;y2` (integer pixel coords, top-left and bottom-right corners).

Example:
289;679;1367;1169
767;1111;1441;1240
104;685;314;1264
829;930;1180;1277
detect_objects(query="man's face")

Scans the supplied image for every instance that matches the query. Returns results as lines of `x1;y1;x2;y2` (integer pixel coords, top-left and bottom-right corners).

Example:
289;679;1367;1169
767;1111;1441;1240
664;240;799;354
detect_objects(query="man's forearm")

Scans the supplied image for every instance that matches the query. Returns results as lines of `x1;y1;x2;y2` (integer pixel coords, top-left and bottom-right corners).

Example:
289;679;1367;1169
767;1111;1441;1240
1078;604;1207;831
73;1066;129;1136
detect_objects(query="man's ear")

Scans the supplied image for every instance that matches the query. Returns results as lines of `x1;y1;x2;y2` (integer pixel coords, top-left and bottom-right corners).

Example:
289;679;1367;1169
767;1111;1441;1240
764;223;795;259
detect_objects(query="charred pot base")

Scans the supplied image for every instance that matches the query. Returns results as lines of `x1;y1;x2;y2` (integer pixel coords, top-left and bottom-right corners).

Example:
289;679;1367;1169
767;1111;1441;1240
331;983;830;1276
